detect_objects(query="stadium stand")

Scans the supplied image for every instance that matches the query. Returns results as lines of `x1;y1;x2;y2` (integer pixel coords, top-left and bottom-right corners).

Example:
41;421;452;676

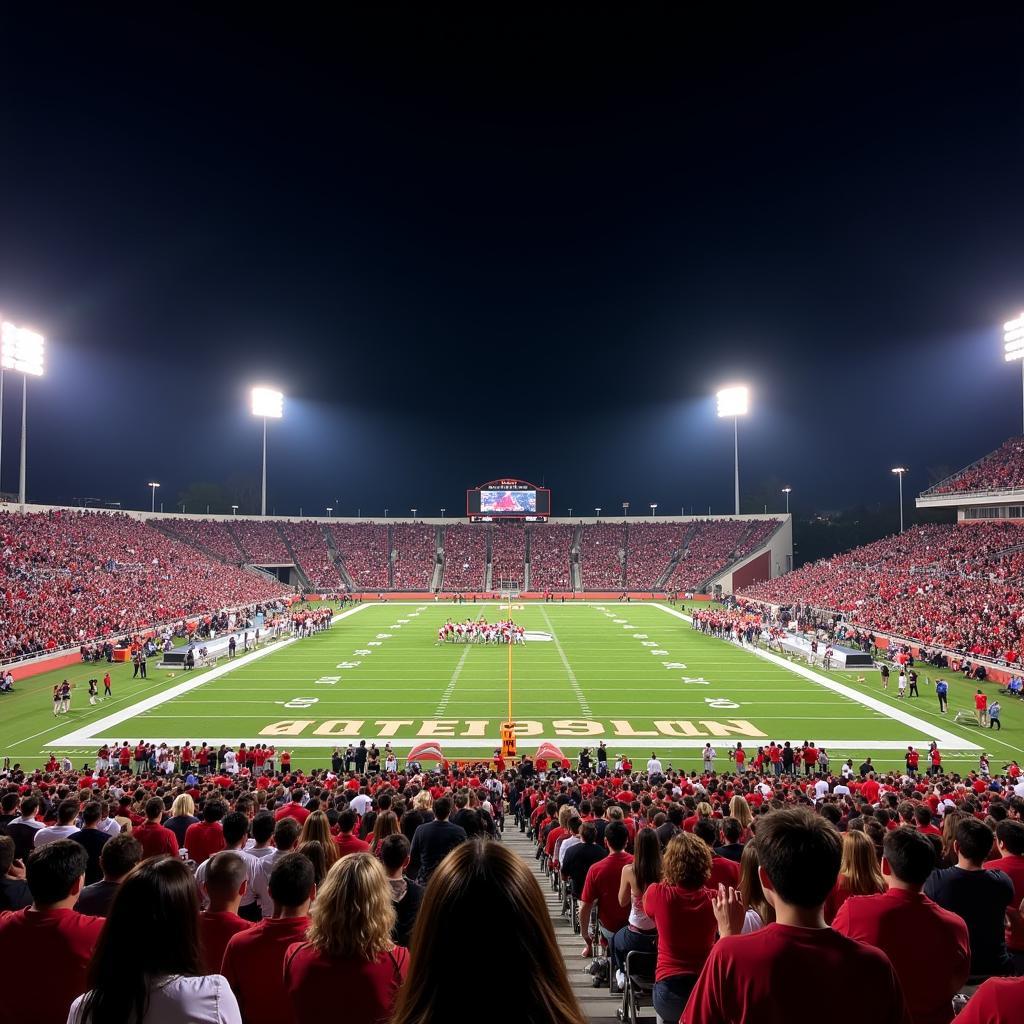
528;523;574;591
738;521;1024;662
392;523;436;591
329;523;391;591
160;517;245;564
279;521;343;591
924;436;1024;494
0;510;287;659
440;523;486;591
230;520;291;564
623;522;687;590
671;519;773;592
580;523;625;589
490;523;526;586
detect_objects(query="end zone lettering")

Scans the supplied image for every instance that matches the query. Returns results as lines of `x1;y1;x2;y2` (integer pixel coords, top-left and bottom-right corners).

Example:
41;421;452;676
258;718;768;739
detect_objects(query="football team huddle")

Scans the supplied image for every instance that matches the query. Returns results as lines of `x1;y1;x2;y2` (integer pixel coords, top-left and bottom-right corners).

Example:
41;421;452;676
436;617;526;644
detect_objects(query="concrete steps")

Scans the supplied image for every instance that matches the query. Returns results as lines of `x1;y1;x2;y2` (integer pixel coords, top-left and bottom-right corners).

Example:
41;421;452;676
503;828;621;1023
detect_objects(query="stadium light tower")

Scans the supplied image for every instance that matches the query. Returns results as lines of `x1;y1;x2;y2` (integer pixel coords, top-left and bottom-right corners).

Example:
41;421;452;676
782;486;792;513
325;506;333;517
148;481;160;512
1004;312;1024;432
1;321;45;507
411;507;417;518
650;503;658;516
716;385;749;516
231;504;239;515
250;386;283;517
622;501;630;518
891;467;907;533
595;507;602;518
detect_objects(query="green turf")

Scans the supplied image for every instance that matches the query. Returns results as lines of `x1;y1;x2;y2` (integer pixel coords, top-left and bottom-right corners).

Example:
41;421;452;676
7;600;1018;774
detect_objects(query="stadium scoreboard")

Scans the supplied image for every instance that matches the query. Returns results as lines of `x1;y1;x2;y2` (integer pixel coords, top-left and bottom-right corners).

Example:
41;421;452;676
467;478;550;521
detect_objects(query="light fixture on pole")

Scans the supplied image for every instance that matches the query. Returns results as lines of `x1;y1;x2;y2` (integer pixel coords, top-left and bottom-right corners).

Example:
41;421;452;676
148;482;160;512
250;386;283;517
716;385;749;516
1;321;45;507
1004;313;1024;433
595;507;602;518
326;507;333;517
440;507;446;519
384;508;389;519
891;467;907;533
782;486;792;513
650;503;658;516
622;501;629;518
231;504;239;515
411;508;417;519
568;507;573;517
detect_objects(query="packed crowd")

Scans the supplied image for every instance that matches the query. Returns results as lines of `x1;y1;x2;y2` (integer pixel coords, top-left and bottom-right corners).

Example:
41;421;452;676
739;522;1024;664
438;523;485;591
230;521;291;565
490;522;526;585
927;437;1024;495
624;523;687;590
330;523;391;591
580;522;626;589
161;518;245;564
1;511;289;661
672;520;764;591
2;749;1023;1024
528;523;574;591
391;524;436;591
278;522;343;591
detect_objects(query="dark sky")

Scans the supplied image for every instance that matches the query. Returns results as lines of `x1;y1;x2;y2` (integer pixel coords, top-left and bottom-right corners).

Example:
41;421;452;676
1;8;1023;517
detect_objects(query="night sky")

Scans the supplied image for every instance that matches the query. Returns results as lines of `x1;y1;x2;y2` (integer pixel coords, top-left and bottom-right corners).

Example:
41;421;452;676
1;9;1023;519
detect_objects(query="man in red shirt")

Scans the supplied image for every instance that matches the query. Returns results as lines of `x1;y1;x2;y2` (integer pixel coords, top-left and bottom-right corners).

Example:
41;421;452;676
0;840;104;1024
579;820;633;956
694;820;740;887
987;819;1024;966
974;689;988;726
333;809;370;857
184;800;227;865
133;796;180;859
198;851;254;973
274;789;310;824
956;976;1024;1024
833;826;969;1024
682;808;908;1024
221;853;315;1024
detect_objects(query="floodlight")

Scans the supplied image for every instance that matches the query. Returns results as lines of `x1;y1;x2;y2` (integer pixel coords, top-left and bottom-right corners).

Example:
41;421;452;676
251;386;283;418
891;466;907;475
716;385;749;418
1;322;45;377
1005;314;1024;361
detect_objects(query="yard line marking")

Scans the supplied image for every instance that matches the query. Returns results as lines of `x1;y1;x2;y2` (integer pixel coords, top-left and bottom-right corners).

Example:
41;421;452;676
652;604;982;751
51;604;371;747
435;646;471;716
540;607;590;717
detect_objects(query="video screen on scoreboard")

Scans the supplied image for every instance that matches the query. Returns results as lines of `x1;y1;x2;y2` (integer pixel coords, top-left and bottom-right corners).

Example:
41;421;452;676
481;489;536;513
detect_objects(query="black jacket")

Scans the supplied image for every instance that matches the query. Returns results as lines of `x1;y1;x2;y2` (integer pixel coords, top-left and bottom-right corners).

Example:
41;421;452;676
408;820;467;884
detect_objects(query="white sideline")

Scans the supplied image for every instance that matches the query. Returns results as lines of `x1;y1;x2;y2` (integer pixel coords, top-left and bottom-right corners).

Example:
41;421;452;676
52;604;371;747
652;604;981;751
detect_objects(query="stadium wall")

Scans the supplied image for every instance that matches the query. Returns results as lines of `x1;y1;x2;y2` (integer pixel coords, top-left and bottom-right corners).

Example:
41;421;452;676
706;515;792;595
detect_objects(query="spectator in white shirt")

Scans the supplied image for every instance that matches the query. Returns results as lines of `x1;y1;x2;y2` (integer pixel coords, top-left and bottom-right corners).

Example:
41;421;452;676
35;799;81;848
68;855;241;1024
647;753;663;776
194;812;266;920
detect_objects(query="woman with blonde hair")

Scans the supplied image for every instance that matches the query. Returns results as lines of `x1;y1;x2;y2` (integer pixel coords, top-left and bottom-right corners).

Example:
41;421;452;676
392;840;586;1024
643;832;717;1023
165;793;198;849
284;853;408;1024
728;795;753;841
737;840;774;933
371;810;400;856
824;828;885;924
299;810;339;868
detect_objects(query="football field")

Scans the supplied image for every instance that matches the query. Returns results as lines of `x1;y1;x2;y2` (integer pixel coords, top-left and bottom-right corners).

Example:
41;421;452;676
10;600;1019;773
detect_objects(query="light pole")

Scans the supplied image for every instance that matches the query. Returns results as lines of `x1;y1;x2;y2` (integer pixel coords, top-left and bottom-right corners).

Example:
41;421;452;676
1;322;45;506
568;507;573;518
326;507;333;517
716;385;749;516
782;486;792;513
622;501;629;518
440;507;446;519
891;467;907;533
231;504;239;515
1004;313;1024;432
650;503;657;516
148;482;160;512
250;387;283;516
595;507;602;518
411;508;417;519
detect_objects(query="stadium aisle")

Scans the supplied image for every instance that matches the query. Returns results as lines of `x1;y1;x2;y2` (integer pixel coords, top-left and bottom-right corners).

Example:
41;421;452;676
504;830;621;1023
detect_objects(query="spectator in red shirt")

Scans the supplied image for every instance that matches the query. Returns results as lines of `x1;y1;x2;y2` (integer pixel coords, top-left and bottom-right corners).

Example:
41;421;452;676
824;830;886;924
333;809;370;857
184;799;227;865
0;840;104;1024
682;807;908;1024
68;854;241;1024
983;819;1024;969
391;840;587;1024
833;827;969;1024
275;789;310;825
579;820;633;956
199;851;255;974
955;976;1024;1024
133;796;180;859
284;853;408;1024
693;820;740;889
222;852;315;1024
644;832;718;1024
